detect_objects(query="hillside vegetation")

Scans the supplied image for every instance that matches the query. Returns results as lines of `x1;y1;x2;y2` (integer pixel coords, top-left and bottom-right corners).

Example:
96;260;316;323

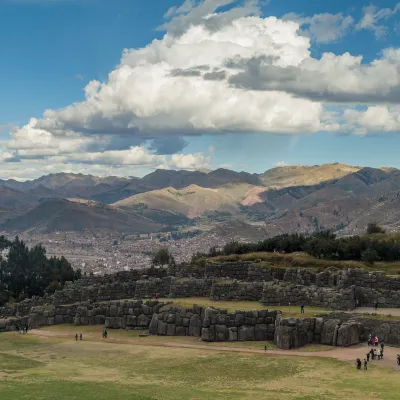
195;225;400;274
0;236;80;305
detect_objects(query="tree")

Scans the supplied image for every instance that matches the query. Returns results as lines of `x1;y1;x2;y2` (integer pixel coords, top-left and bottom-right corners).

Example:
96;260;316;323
0;237;79;305
361;248;379;265
152;248;175;267
366;223;385;235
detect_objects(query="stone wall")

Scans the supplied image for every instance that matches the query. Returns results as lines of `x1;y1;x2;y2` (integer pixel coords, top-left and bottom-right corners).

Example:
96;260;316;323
210;281;263;301
169;278;212;298
148;305;278;342
1;300;169;332
261;282;356;310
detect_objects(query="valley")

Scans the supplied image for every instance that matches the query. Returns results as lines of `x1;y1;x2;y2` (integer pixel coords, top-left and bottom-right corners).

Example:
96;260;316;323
2;163;400;274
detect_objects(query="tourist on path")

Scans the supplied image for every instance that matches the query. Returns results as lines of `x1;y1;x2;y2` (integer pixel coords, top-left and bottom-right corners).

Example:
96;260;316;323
80;333;83;341
375;302;378;310
370;348;375;360
264;345;267;352
375;336;379;347
155;291;159;300
366;352;370;362
381;342;385;352
300;304;304;314
368;334;372;346
364;359;368;370
356;358;361;370
75;333;78;341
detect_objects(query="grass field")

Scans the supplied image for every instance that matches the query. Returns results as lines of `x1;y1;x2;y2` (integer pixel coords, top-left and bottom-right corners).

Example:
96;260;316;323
0;326;399;400
160;297;330;319
205;252;400;275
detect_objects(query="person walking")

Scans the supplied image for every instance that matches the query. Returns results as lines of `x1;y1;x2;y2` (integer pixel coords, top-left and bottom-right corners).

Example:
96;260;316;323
75;333;78;341
356;358;361;370
366;352;370;362
80;333;83;341
155;291;159;300
264;345;267;352
375;302;378;310
381;342;385;353
300;304;304;314
364;359;368;370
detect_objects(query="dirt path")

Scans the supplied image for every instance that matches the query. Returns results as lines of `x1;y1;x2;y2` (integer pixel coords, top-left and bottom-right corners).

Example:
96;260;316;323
30;329;400;369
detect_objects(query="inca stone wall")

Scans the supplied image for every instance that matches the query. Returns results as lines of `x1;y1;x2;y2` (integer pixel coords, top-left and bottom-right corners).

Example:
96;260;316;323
5;261;400;323
261;282;356;310
148;305;278;342
2;299;400;350
169;278;212;298
0;300;169;332
210;281;264;301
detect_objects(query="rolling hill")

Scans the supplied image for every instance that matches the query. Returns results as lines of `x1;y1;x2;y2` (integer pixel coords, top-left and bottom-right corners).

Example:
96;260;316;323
1;163;400;235
0;199;162;234
113;184;242;219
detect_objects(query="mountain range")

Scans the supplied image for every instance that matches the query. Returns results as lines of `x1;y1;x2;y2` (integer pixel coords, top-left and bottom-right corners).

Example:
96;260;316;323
1;163;400;237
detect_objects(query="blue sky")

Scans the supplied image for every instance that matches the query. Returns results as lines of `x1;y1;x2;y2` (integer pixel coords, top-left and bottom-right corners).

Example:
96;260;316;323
1;0;400;179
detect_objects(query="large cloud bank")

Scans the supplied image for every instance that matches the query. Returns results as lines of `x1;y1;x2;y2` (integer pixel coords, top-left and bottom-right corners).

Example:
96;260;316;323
3;0;400;179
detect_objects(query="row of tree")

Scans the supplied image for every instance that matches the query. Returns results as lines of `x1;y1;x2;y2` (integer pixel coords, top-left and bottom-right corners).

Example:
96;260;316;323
193;224;399;264
0;236;81;306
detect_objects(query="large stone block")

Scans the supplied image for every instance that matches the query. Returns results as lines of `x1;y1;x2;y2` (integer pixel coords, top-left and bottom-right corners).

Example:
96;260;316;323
158;320;167;336
167;324;176;336
188;314;202;337
321;319;340;345
337;322;360;347
201;327;215;342
127;315;137;326
238;326;255;341
149;314;158;335
254;324;268;341
215;324;228;341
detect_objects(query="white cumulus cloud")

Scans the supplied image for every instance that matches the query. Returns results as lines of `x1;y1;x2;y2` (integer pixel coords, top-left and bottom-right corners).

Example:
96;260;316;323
4;0;400;180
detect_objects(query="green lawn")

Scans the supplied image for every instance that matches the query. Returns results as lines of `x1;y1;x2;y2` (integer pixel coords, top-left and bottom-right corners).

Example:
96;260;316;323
159;297;330;318
0;328;399;399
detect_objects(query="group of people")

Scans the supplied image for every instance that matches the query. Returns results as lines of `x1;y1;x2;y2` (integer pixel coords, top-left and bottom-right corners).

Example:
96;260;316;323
18;326;29;334
357;335;385;370
75;333;83;341
368;334;379;347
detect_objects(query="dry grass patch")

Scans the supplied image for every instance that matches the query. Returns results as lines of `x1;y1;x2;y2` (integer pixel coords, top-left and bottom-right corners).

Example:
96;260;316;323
206;251;400;275
0;330;399;399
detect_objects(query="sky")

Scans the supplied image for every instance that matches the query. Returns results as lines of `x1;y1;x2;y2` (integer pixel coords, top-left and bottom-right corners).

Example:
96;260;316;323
1;0;400;180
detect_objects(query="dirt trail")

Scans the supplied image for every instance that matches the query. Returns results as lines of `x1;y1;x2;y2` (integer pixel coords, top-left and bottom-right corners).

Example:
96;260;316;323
30;329;400;369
